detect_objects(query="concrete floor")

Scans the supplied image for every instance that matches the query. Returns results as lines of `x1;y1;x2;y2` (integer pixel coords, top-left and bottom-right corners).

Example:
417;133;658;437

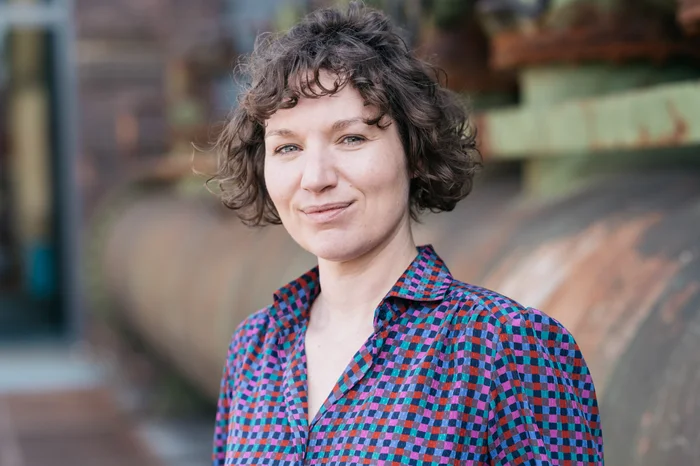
0;343;212;466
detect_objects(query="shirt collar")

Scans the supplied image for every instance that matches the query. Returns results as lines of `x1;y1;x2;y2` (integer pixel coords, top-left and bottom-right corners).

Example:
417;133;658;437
271;244;453;332
386;244;453;302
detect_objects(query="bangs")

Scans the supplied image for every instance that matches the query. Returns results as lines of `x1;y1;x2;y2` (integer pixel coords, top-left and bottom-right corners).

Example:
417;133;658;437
281;68;351;108
249;63;388;128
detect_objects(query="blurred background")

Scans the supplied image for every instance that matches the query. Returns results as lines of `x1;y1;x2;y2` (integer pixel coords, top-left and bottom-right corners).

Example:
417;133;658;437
1;0;699;464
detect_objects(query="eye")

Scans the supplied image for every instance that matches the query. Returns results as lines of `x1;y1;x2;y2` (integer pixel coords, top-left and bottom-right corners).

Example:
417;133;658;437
340;135;366;146
274;144;300;155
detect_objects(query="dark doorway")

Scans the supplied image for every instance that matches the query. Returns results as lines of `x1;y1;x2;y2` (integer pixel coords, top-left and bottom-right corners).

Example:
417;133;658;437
0;2;79;342
0;26;61;340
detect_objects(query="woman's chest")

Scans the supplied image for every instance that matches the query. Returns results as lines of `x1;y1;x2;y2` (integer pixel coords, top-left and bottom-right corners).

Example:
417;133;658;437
304;324;375;423
224;342;491;464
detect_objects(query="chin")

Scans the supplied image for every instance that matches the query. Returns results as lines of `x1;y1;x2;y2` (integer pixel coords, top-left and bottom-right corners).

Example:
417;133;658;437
297;229;373;263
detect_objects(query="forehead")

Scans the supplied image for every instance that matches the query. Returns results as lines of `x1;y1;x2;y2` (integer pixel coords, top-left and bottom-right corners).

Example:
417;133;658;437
265;71;375;132
267;86;367;129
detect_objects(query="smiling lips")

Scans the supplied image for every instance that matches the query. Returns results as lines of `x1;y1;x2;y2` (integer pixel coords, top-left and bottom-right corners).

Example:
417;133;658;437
301;202;353;223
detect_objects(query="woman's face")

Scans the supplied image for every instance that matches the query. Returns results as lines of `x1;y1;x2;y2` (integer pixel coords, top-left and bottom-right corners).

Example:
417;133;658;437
263;74;412;263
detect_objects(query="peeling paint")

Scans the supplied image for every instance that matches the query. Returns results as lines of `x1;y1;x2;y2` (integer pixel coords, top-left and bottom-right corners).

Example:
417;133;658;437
476;80;700;157
636;102;689;148
486;2;700;69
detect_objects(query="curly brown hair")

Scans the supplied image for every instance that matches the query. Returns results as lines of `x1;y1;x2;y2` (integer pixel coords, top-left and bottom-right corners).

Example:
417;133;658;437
210;1;481;226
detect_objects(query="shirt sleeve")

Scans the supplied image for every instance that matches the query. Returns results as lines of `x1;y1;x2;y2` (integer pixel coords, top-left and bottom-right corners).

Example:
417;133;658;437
212;337;235;465
487;307;604;465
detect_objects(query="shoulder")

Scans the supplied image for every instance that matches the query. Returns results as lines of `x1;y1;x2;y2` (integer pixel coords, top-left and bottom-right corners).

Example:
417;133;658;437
446;279;581;357
223;306;275;365
445;279;530;331
234;306;274;339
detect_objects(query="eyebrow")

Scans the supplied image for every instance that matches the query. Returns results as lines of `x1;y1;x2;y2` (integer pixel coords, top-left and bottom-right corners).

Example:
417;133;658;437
331;117;365;132
265;128;295;139
265;117;366;139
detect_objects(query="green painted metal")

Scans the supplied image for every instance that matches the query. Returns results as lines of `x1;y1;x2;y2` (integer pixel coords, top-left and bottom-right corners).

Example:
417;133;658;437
520;64;700;107
478;79;700;158
477;62;700;198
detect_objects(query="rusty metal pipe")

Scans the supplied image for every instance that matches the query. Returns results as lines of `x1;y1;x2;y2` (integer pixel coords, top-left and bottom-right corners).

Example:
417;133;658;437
90;171;700;464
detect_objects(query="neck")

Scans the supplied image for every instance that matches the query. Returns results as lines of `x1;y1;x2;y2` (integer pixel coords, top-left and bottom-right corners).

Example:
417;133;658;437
313;221;417;326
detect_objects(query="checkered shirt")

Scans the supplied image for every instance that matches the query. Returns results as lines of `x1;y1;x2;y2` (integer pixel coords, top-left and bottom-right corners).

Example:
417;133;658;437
213;245;604;464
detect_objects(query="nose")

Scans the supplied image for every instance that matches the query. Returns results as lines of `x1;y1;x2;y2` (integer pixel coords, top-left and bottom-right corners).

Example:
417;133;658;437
299;142;337;193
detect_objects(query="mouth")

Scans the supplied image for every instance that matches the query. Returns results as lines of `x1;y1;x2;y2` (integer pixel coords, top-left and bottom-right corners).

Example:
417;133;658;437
301;202;353;223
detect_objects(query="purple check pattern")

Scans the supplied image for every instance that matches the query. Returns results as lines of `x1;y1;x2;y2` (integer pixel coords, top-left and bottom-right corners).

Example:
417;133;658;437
213;245;603;464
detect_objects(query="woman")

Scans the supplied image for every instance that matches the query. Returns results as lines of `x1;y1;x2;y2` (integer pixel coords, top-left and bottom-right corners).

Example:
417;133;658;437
211;2;603;464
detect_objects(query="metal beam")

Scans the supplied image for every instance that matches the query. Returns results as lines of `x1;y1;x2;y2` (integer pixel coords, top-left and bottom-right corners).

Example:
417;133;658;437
476;79;700;158
52;0;84;341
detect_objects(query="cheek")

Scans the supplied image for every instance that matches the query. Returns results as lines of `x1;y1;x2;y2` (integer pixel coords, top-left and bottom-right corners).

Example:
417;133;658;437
368;155;410;202
263;160;291;210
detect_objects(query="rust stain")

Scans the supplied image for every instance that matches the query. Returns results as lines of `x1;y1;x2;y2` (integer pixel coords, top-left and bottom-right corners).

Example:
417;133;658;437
635;411;655;457
636;434;651;457
660;282;700;324
665;101;689;143
595;100;688;151
416;16;516;94
490;5;700;70
678;0;700;36
480;214;680;394
636;101;691;147
637;125;651;147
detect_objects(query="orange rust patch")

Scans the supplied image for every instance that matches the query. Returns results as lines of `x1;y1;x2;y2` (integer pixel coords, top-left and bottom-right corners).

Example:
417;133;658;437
596;101;689;151
660;282;700;325
679;0;700;36
490;7;700;70
480;214;681;396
